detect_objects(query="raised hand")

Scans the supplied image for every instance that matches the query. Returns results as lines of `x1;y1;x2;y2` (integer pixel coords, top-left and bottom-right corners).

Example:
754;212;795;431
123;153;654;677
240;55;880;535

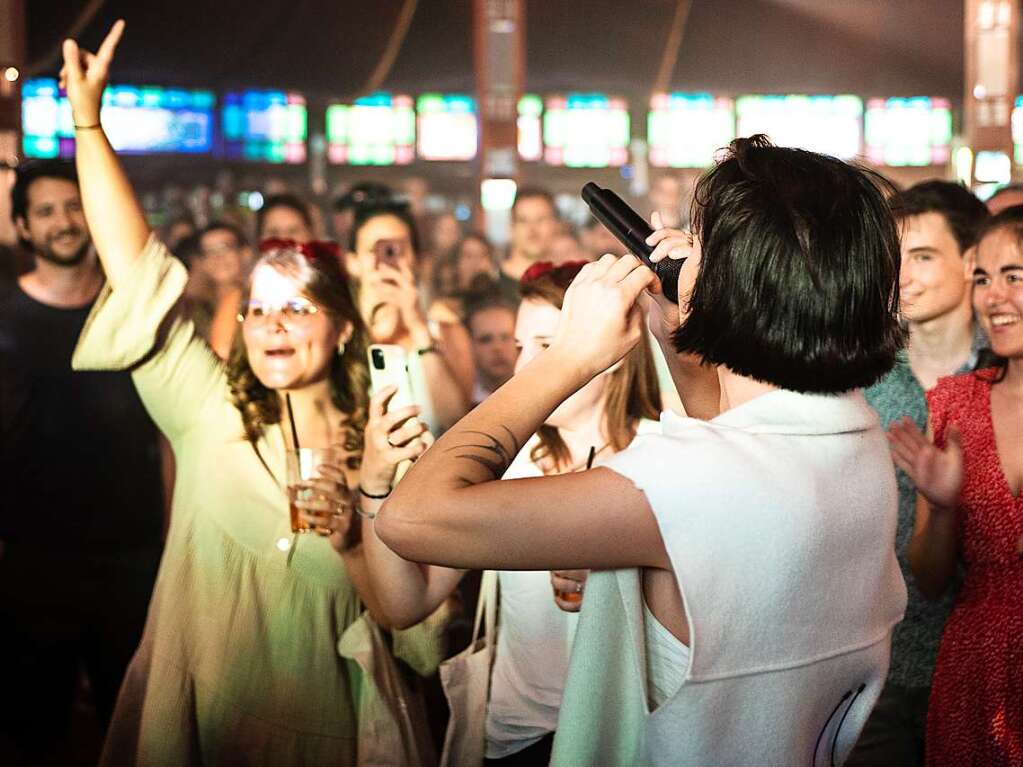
642;210;696;341
360;386;430;496
550;253;655;380
60;19;125;125
887;418;964;510
374;261;429;335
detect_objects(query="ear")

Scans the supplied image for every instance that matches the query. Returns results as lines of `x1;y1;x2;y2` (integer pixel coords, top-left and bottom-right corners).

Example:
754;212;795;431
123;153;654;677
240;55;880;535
344;251;361;278
338;320;355;348
239;245;254;265
13;216;30;243
963;246;977;283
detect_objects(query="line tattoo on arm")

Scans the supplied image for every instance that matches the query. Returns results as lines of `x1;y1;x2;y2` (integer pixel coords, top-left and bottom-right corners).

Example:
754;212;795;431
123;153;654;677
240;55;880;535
444;426;521;482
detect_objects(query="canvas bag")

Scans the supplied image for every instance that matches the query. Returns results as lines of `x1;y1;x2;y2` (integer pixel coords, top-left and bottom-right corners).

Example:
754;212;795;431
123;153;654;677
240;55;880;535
439;569;499;767
339;611;439;767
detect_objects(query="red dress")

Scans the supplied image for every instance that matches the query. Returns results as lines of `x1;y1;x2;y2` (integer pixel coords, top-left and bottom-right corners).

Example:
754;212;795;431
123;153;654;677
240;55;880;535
925;369;1023;767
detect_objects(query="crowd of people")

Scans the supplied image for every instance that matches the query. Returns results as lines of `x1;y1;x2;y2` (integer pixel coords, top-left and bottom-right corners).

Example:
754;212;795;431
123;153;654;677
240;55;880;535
1;20;1021;767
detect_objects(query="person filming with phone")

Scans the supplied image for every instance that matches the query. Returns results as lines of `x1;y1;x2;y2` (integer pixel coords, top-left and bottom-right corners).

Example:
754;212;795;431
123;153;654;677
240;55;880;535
346;205;471;431
377;136;909;766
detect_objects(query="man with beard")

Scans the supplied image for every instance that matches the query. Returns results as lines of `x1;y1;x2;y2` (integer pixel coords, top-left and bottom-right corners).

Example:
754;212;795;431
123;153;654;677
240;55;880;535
0;160;165;764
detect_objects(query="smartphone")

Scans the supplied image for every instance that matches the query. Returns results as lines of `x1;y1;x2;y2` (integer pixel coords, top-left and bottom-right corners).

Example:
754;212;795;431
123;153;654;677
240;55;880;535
368;344;422;482
372;238;407;269
368;344;416;410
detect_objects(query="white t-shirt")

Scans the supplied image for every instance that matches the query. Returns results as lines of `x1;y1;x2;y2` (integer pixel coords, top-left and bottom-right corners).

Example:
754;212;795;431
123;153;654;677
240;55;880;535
551;390;907;766
485;419;662;759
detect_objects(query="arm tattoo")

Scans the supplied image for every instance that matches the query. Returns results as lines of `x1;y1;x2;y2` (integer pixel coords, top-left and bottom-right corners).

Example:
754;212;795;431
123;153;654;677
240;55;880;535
444;426;520;482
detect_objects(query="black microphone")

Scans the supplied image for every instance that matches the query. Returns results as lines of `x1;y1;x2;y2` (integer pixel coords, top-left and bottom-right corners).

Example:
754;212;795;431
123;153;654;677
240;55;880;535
581;182;685;302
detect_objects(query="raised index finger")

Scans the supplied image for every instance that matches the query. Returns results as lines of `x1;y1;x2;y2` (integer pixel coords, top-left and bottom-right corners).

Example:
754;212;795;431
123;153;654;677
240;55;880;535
97;19;126;64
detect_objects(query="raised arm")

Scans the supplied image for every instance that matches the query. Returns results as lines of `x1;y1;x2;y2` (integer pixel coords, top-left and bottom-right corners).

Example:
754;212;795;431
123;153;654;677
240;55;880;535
888;417;963;600
377;255;672;573
356;388;465;628
61;20;150;287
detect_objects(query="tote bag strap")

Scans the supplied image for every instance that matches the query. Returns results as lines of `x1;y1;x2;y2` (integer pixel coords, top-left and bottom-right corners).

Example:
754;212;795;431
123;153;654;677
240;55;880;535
471;570;499;649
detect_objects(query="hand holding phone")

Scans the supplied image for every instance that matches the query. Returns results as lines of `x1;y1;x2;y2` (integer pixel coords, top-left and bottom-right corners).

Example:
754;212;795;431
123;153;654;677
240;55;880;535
367;344;428;485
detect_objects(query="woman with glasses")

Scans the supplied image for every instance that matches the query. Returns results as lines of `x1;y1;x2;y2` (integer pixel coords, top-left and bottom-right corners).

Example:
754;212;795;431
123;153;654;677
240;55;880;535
62;23;432;764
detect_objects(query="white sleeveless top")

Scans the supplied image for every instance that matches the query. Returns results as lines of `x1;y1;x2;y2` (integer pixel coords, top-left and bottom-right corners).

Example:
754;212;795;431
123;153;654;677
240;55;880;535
485;420;662;759
550;389;907;766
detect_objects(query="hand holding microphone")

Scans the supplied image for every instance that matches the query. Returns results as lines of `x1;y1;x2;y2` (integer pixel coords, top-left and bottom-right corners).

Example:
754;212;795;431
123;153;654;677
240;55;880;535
581;183;689;302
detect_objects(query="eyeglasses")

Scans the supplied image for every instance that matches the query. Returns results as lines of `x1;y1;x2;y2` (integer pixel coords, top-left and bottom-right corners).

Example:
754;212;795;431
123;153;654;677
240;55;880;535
237;299;320;325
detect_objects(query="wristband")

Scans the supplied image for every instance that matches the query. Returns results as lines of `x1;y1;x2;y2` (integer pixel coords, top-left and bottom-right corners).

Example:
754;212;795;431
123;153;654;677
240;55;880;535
74;123;101;130
359;484;390;500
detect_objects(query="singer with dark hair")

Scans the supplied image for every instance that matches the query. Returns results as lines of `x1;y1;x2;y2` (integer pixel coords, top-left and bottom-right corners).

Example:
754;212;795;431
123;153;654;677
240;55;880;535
379;136;908;766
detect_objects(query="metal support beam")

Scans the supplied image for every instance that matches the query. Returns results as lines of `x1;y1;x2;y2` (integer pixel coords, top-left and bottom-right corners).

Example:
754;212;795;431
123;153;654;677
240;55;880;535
0;0;26;245
963;0;1019;184
473;0;524;245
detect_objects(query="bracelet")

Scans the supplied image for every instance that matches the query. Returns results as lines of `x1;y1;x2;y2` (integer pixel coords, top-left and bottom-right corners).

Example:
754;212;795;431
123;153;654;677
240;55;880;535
416;345;439;357
74;123;101;130
359;484;391;500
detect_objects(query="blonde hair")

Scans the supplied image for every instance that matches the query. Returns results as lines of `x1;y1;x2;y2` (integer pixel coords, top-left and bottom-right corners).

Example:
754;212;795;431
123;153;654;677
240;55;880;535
519;263;661;472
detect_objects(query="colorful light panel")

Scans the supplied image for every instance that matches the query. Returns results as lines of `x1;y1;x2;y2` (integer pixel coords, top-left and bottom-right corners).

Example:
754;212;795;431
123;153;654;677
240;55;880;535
543;93;630;168
222;90;307;164
326;92;414;165
518;94;543;162
22;78;215;158
648;92;735;168
735;94;863;160
865;97;953;166
416;94;478;161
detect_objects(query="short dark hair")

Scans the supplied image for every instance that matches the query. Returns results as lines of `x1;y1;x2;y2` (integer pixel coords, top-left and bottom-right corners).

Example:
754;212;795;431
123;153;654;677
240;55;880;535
199;220;250;250
333;182;396;213
888;180;988;253
673;135;903;394
348;202;421;256
463;288;517;334
11;160;80;251
256;193;313;237
11;159;78;224
511;186;557;218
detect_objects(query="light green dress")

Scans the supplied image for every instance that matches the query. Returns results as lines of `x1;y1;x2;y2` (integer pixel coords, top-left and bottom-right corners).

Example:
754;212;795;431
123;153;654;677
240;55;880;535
73;235;375;764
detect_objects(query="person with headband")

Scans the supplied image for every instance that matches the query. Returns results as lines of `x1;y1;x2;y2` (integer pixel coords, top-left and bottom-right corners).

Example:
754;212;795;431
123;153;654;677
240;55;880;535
60;22;436;764
360;260;662;764
380;136;908;766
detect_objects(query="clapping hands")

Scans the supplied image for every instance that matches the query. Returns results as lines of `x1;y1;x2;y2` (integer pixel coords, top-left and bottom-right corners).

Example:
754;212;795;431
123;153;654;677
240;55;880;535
887;418;964;511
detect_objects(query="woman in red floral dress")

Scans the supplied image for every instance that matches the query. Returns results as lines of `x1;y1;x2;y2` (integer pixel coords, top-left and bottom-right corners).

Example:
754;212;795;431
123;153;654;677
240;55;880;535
889;206;1023;767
